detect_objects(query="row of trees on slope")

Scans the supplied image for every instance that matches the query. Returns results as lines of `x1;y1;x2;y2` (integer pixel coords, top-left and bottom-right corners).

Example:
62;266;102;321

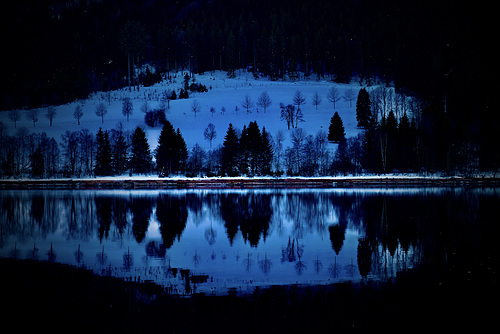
4;1;496;173
0;87;487;178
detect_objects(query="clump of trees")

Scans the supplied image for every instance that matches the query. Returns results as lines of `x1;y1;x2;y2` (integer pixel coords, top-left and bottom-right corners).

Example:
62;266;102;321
280;103;303;129
156;121;188;176
221;122;273;176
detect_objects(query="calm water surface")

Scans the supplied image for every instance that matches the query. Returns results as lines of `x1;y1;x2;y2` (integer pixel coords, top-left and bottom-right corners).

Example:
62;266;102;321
1;188;497;295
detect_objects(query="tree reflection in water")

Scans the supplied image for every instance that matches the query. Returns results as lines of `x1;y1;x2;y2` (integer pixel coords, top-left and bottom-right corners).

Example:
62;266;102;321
0;188;497;294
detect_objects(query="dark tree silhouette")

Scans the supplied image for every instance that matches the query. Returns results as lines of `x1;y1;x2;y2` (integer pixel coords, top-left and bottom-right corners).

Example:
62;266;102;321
356;88;371;128
130;127;151;174
131;197;154;243
357;238;373;278
328;112;346;143
96;197;113;242
221;123;240;176
156;194;188;248
94;128;113;176
156;121;187;176
329;224;346;255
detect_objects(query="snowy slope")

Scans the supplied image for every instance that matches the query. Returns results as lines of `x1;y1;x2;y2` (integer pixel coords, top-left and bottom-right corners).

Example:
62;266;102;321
0;70;368;154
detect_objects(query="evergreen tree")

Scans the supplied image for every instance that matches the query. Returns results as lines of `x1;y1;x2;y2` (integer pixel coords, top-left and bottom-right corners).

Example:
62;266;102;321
175;128;188;173
155;121;187;176
332;138;352;174
156;121;177;176
221;123;240;176
111;128;129;175
30;146;45;178
328;112;346;143
356;88;371;128
95;128;113;176
239;125;249;174
246;121;262;175
130;127;151;174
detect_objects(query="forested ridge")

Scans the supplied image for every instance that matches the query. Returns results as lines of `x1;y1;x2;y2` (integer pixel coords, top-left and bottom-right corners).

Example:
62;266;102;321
2;0;494;107
1;0;498;172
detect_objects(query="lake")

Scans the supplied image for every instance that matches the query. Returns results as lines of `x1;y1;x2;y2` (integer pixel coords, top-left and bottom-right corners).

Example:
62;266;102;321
1;187;497;297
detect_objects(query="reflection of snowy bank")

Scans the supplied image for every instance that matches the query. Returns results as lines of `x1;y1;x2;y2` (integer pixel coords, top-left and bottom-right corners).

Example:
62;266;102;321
2;175;499;190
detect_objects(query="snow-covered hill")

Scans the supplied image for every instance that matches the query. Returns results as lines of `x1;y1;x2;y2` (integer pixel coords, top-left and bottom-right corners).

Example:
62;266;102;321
1;71;367;154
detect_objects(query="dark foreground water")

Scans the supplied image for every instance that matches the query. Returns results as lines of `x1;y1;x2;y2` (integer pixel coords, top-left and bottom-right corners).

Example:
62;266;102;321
0;187;498;331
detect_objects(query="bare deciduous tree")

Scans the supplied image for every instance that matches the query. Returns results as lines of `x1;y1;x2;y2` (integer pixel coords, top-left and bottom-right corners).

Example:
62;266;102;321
280;103;295;129
140;101;149;114
122;97;133;121
95;103;107;123
73;105;84;125
8;109;21;128
191;100;201;117
311;91;322;110
45;106;57;126
327;86;341;109
26;109;39;127
241;94;254;114
161;89;173;111
257;91;272;113
204;123;217;147
293;90;306;112
291;127;307;173
343;88;356;108
273;130;286;172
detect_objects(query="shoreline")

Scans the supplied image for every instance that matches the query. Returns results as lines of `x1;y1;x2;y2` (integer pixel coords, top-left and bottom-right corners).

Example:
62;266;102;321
1;175;499;189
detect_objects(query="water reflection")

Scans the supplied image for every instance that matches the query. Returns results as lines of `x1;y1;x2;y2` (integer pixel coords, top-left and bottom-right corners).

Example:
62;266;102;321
1;188;497;295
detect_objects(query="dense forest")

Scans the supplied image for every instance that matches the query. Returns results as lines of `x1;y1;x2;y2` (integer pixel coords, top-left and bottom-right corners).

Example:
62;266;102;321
0;0;498;173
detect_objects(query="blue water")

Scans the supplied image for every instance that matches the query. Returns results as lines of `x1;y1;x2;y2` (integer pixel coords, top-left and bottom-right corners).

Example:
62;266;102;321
1;188;496;295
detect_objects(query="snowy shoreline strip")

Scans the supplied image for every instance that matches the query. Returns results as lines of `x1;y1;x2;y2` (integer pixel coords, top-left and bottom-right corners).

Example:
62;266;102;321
1;176;499;189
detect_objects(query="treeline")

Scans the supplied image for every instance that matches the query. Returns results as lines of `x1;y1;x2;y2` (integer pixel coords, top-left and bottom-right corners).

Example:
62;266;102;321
0;85;491;178
339;88;482;175
3;1;494;109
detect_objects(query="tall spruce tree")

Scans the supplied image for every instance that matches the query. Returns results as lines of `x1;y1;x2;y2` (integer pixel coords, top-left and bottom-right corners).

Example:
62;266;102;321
30;146;45;178
156;121;187;176
328;112;346;143
221;123;240;176
95;128;113;176
356;88;371;128
245;121;262;175
130;127;151;174
111;128;129;175
239;125;249;174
